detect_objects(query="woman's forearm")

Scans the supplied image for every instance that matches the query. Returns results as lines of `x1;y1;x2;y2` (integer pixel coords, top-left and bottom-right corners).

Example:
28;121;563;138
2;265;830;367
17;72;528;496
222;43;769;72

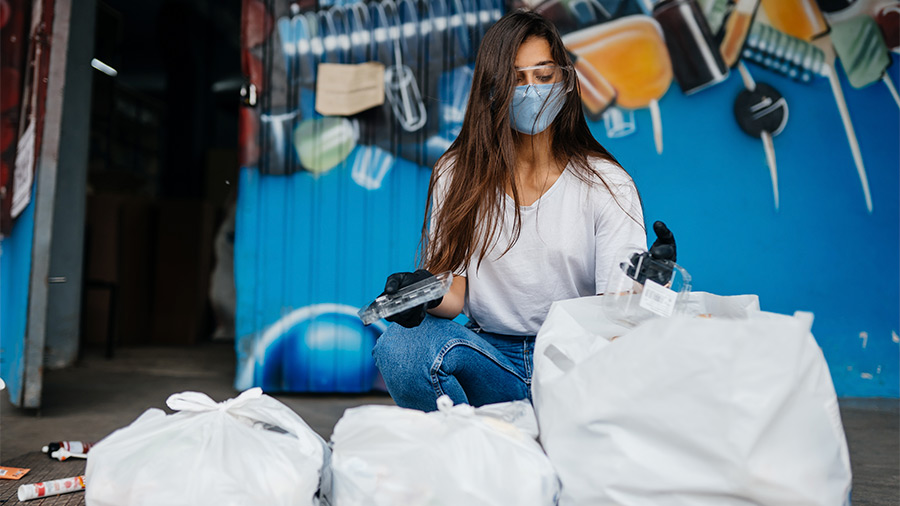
428;275;466;319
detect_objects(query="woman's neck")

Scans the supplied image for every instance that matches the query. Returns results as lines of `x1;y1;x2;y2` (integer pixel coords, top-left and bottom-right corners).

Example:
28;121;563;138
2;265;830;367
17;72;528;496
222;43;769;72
509;131;564;205
514;131;555;177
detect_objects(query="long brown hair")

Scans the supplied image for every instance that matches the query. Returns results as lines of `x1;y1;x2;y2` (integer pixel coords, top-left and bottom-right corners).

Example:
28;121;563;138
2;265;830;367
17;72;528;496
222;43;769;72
421;9;640;274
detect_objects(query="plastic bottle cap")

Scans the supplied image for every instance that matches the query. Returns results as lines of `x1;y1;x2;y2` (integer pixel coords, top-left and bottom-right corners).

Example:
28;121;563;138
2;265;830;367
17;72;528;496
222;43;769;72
41;446;49;453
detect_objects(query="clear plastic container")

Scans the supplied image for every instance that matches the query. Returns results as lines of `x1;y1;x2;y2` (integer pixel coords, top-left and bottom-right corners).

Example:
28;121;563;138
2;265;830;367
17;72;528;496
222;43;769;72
601;247;692;327
358;271;453;325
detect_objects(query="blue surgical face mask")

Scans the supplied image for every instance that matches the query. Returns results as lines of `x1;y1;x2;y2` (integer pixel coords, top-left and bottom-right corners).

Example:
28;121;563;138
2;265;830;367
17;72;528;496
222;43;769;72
509;82;566;135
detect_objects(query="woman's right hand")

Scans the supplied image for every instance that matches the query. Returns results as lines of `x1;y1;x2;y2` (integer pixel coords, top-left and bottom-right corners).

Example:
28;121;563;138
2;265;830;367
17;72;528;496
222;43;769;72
381;269;444;328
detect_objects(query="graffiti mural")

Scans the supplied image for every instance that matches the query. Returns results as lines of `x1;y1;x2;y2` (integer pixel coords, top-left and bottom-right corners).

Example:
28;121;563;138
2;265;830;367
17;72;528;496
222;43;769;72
237;0;898;395
235;0;502;392
529;0;899;212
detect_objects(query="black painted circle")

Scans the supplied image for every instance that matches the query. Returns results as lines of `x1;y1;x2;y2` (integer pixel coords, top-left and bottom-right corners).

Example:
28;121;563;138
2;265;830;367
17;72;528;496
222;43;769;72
733;82;788;139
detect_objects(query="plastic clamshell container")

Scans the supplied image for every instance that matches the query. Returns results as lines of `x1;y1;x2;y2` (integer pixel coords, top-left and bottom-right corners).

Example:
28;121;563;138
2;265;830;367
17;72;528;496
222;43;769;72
601;247;691;327
358;271;454;325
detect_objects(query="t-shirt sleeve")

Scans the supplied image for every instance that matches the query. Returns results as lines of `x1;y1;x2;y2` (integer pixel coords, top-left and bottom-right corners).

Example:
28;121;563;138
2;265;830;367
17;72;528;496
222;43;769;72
594;178;647;294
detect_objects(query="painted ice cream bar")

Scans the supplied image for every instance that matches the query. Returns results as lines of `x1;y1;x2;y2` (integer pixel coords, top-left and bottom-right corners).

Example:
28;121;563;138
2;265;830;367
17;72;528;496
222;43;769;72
760;0;829;42
562;15;673;109
719;0;760;68
740;20;880;212
569;52;618;118
830;15;891;89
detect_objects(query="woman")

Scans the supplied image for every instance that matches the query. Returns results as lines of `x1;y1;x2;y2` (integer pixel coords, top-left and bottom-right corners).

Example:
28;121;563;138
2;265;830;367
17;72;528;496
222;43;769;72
372;9;676;411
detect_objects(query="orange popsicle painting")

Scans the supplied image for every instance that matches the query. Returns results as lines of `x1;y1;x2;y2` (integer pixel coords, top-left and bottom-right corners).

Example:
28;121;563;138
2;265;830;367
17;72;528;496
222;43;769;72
563;16;673;110
563;16;672;153
760;0;828;42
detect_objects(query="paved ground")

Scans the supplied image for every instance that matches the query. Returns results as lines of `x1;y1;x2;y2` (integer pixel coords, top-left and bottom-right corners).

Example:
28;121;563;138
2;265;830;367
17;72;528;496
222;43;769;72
1;341;897;504
0;342;393;459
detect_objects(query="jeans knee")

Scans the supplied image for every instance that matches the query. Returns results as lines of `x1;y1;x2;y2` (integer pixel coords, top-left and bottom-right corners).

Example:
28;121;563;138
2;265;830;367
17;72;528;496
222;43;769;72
372;316;458;368
372;323;405;368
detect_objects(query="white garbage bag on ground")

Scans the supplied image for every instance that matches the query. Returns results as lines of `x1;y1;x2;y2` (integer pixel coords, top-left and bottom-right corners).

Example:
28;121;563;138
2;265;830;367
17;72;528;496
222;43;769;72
328;396;560;506
85;388;329;506
533;292;852;506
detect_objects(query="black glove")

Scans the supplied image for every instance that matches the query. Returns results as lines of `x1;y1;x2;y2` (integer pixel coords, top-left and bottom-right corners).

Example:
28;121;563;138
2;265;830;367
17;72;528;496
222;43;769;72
623;221;677;286
382;269;444;328
648;221;676;262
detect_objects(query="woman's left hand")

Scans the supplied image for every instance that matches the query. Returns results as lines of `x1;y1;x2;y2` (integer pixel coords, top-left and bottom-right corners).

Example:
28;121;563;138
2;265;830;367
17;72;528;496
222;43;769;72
649;221;676;262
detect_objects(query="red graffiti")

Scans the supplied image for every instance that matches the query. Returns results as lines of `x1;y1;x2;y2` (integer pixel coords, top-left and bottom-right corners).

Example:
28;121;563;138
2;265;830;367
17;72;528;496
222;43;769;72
242;0;273;49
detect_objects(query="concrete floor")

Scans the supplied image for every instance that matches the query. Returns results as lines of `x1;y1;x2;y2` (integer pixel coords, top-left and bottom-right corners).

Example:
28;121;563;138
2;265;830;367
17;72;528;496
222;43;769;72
1;342;897;504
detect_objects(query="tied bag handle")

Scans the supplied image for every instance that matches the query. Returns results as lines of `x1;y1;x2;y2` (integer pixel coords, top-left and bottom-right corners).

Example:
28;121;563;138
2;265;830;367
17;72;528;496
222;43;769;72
167;388;325;455
166;387;263;412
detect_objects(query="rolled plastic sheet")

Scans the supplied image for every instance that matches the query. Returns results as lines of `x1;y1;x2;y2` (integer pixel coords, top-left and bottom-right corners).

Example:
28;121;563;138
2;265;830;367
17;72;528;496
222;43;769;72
18;476;85;502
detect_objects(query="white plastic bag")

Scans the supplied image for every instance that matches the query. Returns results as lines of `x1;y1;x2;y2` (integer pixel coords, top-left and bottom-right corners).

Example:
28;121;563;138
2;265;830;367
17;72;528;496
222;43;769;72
85;388;329;506
328;396;560;506
532;293;851;506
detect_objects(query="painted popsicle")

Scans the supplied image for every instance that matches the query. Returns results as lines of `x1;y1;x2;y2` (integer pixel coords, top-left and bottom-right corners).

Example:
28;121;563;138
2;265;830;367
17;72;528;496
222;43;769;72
742;22;873;212
563;15;673;153
718;0;761;68
830;15;900;108
821;45;873;212
760;0;828;41
733;62;788;210
568;51;618;120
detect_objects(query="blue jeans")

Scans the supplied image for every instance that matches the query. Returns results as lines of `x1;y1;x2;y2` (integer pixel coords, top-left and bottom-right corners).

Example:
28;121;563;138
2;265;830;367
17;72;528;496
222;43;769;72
372;315;535;411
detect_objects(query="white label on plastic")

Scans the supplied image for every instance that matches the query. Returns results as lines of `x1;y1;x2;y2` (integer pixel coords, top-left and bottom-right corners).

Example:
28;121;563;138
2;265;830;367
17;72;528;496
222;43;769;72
639;279;677;317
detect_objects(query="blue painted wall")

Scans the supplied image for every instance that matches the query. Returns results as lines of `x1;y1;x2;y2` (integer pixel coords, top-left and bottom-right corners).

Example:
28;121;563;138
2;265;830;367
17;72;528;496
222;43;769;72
603;59;899;397
0;188;36;405
235;0;899;397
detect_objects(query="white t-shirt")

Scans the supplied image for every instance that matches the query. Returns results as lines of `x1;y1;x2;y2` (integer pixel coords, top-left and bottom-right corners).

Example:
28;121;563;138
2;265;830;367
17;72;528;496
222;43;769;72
432;157;647;335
